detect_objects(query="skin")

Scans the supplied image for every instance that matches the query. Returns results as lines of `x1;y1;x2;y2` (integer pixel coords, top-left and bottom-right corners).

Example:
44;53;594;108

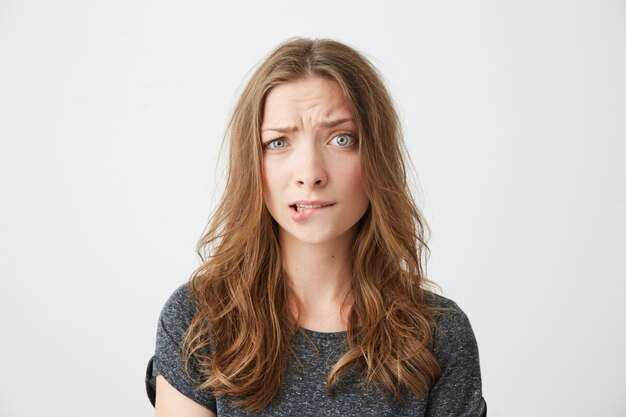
261;75;369;331
155;75;369;415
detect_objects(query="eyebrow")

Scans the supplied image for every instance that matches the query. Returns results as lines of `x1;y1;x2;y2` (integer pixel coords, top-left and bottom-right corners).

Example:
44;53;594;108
261;117;355;133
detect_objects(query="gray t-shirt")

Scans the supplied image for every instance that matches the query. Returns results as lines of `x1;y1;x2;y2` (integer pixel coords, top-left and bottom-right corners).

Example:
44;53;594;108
150;284;486;416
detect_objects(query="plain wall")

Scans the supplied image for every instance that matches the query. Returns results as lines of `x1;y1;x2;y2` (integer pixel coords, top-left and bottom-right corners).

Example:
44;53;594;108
1;1;625;416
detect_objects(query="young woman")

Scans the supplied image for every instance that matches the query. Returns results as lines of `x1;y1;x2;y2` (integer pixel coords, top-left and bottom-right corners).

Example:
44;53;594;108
146;38;486;416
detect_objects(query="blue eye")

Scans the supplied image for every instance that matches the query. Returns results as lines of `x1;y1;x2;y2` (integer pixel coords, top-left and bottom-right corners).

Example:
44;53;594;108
264;138;287;150
330;134;355;147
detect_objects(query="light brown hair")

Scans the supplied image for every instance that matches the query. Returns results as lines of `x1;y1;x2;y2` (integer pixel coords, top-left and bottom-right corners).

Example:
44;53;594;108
183;37;443;412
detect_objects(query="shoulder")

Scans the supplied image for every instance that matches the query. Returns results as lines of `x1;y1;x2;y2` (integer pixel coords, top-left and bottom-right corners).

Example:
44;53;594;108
423;290;461;310
152;283;218;412
420;292;486;414
423;291;479;362
157;282;198;340
162;283;197;317
423;290;473;327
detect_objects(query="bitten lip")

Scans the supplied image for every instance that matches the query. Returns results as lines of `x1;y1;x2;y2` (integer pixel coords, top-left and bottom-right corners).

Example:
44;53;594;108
289;200;335;209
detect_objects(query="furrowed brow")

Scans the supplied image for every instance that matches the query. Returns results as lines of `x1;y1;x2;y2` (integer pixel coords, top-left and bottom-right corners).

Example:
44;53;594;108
261;125;297;134
261;118;355;133
319;118;355;128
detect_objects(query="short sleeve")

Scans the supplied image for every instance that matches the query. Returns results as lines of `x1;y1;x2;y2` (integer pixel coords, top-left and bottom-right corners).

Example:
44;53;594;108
426;296;487;417
151;283;217;412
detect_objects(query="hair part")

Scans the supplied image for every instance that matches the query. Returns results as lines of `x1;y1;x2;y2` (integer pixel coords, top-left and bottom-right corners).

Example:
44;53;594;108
183;37;444;412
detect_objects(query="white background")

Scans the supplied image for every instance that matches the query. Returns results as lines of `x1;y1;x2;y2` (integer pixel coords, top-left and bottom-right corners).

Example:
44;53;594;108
1;1;625;416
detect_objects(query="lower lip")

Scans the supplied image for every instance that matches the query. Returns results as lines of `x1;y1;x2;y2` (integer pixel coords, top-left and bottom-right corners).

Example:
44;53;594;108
289;204;335;222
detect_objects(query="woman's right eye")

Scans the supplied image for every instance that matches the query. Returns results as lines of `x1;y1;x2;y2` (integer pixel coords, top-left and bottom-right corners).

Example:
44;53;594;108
263;138;287;150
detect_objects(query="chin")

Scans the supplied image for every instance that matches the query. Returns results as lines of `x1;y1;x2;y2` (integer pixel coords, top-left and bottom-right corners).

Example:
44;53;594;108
281;224;360;247
299;235;341;246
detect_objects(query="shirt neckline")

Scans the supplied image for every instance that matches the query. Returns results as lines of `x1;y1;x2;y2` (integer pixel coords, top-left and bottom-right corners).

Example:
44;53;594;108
298;327;348;340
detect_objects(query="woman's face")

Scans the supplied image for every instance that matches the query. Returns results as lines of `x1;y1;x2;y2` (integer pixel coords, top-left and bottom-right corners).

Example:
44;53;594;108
260;76;370;247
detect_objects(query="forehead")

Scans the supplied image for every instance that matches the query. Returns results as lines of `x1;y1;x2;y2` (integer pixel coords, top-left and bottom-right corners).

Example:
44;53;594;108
261;76;353;127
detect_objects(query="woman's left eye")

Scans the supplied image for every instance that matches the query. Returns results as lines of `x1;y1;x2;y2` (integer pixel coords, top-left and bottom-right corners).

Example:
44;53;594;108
329;134;355;147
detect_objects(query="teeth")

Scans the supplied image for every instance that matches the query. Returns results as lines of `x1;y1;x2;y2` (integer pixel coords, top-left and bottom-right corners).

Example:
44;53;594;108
293;204;329;212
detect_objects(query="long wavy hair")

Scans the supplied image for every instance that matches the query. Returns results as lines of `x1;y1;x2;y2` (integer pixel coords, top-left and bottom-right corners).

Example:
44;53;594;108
183;37;443;412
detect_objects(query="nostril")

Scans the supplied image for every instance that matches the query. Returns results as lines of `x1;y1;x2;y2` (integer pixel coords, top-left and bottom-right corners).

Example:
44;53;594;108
295;177;325;187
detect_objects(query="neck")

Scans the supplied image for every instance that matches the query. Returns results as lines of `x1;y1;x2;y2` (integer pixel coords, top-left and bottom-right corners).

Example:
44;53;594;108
279;227;357;332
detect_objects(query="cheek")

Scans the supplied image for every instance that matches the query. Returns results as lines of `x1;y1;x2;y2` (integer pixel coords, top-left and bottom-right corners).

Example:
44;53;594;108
261;160;282;204
343;159;366;192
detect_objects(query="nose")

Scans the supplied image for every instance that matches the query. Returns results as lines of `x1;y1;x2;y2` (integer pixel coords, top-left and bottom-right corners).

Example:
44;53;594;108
294;145;328;189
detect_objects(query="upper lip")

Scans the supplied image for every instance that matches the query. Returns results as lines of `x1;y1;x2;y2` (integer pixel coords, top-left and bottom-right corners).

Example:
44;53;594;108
289;200;335;208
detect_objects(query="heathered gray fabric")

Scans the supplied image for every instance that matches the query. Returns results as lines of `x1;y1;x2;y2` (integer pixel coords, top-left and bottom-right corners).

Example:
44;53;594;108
152;283;486;416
